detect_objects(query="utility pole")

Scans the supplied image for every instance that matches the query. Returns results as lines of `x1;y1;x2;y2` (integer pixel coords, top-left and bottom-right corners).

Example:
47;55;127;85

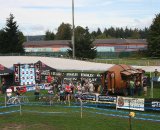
72;0;75;58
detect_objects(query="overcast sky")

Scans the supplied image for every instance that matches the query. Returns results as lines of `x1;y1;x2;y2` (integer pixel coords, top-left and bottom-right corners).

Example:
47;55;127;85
0;0;159;35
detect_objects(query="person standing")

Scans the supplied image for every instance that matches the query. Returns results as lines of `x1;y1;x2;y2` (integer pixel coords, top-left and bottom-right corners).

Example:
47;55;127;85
34;84;40;100
1;81;6;94
59;88;66;104
154;69;159;77
47;74;52;83
136;80;142;96
130;80;135;96
89;81;94;93
65;83;71;104
143;77;147;96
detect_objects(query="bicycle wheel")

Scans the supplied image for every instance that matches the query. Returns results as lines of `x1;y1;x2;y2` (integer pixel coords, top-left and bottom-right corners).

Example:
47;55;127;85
7;97;15;104
12;98;20;104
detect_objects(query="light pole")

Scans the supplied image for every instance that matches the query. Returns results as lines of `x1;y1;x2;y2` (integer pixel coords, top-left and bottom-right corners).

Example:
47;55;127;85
72;0;75;58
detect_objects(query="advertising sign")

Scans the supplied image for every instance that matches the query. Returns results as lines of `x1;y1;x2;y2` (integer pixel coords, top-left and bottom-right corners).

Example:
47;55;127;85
145;98;160;111
20;64;35;85
116;96;144;111
62;72;102;83
81;93;97;101
98;95;117;104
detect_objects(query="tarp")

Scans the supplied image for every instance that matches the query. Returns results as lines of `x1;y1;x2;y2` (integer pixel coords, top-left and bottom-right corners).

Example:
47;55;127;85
0;64;13;76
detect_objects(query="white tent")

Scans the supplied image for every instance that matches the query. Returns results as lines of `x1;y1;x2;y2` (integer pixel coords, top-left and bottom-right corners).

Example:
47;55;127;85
0;56;112;71
0;56;159;72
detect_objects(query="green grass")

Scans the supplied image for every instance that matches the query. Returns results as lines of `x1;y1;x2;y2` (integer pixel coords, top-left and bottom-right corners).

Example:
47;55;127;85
0;105;160;130
93;58;160;66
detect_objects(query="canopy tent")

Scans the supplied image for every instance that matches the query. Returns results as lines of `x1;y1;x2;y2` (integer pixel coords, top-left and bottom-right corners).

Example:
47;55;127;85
36;60;57;72
0;64;13;85
35;61;57;83
0;64;13;76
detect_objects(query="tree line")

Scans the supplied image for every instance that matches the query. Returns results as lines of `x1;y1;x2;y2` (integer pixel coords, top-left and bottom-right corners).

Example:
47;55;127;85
0;13;160;58
44;23;149;41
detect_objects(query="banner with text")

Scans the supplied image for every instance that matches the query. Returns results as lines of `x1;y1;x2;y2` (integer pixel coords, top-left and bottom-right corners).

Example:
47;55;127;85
116;96;144;111
145;98;160;112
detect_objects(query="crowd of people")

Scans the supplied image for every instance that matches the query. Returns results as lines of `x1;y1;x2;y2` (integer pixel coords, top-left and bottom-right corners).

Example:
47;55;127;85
34;76;99;103
125;75;148;97
1;69;159;103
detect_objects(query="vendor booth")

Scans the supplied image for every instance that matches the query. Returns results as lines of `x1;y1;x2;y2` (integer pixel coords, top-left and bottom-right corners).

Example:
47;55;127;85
35;61;57;83
0;64;13;85
102;64;144;95
13;61;57;85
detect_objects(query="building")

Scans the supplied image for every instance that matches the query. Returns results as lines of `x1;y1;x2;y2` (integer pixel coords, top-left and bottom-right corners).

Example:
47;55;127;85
94;39;147;52
23;40;70;53
23;38;147;53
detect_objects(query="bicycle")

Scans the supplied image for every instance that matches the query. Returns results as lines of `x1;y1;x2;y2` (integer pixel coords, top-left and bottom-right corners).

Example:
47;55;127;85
7;94;29;105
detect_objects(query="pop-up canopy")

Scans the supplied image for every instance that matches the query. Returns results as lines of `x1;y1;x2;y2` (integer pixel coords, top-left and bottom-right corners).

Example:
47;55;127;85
36;60;57;72
0;64;13;76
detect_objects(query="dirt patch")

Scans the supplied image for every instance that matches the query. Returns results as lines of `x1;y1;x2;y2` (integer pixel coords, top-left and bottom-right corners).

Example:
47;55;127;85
1;123;25;130
1;123;60;130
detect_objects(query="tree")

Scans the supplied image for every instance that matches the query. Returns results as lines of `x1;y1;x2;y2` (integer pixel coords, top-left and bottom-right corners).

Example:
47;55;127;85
96;28;102;36
130;28;140;39
139;28;149;39
55;22;72;40
147;13;160;57
68;26;97;59
0;14;24;53
0;30;5;52
45;30;55;40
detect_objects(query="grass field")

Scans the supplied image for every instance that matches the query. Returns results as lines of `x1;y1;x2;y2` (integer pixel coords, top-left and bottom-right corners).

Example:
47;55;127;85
0;88;160;130
93;58;160;66
0;105;160;130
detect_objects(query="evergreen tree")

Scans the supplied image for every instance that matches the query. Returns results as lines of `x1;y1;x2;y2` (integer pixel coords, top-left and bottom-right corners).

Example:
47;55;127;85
139;28;149;39
131;28;140;39
45;30;55;40
147;13;160;57
0;30;5;53
68;26;97;59
91;31;97;38
96;28;102;36
0;14;24;53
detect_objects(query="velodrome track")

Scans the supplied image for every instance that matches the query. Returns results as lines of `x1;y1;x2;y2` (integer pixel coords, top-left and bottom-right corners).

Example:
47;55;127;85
0;56;160;72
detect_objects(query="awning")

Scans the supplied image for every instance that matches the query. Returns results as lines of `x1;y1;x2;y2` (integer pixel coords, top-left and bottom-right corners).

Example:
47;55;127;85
121;69;142;76
121;71;132;76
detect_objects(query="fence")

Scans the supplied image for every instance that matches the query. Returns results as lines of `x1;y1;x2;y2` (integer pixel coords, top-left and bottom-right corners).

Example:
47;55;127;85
0;96;160;130
0;51;139;59
0;94;160;122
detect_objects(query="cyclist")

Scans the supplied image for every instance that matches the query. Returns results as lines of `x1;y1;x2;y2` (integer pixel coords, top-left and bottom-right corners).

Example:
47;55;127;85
15;87;21;96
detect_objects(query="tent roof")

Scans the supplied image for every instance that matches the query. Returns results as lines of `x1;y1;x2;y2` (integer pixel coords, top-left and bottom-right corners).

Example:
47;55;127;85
36;60;56;71
107;64;142;75
0;56;159;72
0;64;13;75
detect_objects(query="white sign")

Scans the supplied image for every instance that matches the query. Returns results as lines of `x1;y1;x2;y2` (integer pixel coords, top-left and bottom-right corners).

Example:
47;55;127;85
116;96;144;111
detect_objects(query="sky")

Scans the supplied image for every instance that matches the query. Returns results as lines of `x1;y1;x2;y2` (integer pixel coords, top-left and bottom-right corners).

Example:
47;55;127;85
0;0;159;36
